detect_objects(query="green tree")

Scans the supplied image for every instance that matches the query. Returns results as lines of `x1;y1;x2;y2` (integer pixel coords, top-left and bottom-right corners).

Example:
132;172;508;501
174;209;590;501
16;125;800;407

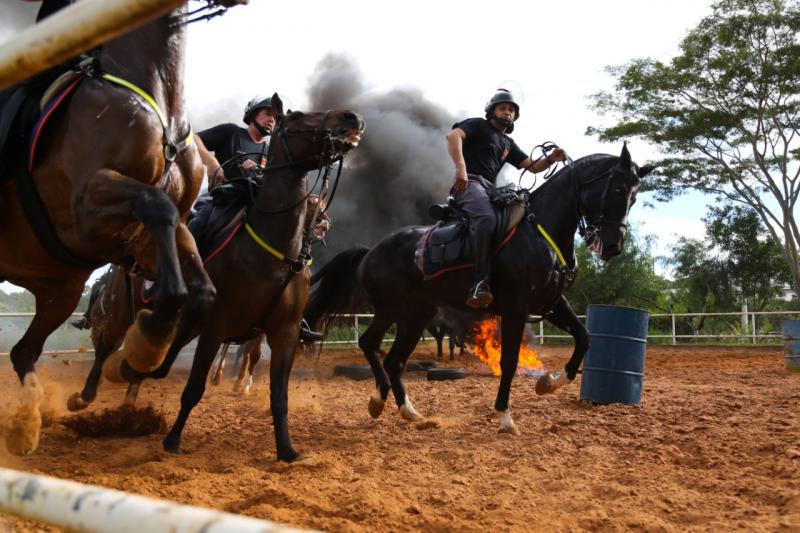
704;203;792;309
589;0;800;294
567;229;666;315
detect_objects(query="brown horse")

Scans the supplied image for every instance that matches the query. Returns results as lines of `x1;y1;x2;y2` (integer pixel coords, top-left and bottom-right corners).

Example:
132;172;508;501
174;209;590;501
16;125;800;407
208;198;332;394
70;195;332;408
0;3;241;454
100;102;364;462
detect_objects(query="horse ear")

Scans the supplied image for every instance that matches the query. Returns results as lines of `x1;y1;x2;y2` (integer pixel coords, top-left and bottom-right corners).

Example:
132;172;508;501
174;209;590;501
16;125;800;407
638;164;656;178
271;93;284;117
619;142;632;168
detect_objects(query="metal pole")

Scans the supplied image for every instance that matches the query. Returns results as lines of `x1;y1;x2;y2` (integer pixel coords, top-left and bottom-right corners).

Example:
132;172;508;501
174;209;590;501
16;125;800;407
0;467;310;533
752;312;757;344
0;0;186;90
671;314;676;345
354;315;359;344
539;321;544;344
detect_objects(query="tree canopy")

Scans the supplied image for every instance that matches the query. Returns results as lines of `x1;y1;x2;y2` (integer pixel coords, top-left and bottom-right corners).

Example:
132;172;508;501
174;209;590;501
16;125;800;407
588;0;800;294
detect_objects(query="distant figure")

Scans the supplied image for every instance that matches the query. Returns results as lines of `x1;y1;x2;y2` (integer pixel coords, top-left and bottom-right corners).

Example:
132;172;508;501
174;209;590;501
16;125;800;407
425;308;487;360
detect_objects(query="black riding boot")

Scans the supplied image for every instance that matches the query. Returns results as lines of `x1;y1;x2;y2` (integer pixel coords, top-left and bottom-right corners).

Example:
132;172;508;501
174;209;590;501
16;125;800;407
466;225;494;309
299;318;323;342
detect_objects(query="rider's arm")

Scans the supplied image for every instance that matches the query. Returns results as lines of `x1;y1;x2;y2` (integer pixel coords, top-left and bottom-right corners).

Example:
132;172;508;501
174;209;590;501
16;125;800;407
194;135;225;187
520;147;567;173
447;128;469;193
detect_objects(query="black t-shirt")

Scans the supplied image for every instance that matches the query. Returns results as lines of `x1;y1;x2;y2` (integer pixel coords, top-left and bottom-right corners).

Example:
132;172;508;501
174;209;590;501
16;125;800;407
452;117;527;185
197;123;269;179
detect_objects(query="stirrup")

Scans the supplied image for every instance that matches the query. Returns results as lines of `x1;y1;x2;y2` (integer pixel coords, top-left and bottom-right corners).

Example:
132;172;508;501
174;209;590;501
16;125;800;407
299;319;323;342
466;281;493;309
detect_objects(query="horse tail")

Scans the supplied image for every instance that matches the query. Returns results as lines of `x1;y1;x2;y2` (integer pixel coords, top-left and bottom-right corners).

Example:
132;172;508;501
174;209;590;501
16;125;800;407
304;245;370;329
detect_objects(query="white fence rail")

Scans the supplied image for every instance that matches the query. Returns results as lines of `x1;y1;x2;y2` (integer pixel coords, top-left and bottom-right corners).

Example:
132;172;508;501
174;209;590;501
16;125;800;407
1;310;797;356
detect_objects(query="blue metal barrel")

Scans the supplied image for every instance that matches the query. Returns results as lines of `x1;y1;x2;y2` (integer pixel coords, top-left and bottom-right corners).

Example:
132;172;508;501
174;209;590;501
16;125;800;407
782;320;800;373
579;305;649;406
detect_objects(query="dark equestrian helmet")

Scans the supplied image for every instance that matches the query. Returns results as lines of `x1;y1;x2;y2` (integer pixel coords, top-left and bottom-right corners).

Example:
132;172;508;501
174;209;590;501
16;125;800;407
243;95;274;124
484;88;521;122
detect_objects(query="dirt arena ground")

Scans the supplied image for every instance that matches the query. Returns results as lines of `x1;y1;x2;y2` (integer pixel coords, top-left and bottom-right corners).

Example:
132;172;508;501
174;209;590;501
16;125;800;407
0;343;798;532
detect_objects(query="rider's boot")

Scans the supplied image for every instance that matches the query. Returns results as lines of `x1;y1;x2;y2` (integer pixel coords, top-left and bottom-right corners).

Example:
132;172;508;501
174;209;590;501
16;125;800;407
466;225;493;309
299;318;324;342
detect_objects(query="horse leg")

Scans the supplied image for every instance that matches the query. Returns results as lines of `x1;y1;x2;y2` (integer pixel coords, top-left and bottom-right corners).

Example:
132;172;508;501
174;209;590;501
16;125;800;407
494;308;527;435
242;340;261;396
162;333;223;454
107;225;215;383
234;337;260;395
80;170;188;373
431;327;444;359
122;381;141;406
535;296;589;395
448;334;456;361
384;314;434;422
358;314;393;419
210;343;230;386
7;280;84;454
266;324;300;462
68;331;122;411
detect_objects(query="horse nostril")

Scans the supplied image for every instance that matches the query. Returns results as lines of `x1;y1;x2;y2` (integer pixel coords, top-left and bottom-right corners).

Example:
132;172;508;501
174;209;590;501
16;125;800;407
343;111;357;122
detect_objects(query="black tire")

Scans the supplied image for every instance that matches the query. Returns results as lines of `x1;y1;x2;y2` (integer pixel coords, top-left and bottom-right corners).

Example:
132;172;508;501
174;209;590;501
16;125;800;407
333;364;374;381
405;361;426;372
416;360;438;370
426;367;466;381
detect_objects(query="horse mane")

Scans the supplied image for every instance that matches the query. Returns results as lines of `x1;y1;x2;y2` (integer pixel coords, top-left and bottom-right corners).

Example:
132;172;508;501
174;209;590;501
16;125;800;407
529;153;618;199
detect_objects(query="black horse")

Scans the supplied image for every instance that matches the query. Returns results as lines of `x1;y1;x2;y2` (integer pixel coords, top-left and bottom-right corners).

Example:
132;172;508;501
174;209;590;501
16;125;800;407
308;144;653;434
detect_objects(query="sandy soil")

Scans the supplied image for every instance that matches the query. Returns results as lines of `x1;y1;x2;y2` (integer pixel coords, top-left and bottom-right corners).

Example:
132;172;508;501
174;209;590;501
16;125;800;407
0;343;798;532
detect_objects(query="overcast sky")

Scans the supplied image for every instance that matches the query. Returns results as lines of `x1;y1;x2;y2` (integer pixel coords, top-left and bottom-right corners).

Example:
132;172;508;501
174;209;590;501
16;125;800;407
1;0;717;292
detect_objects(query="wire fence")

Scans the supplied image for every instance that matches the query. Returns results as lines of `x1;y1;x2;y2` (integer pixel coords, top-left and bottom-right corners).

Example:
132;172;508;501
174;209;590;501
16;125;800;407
1;309;797;356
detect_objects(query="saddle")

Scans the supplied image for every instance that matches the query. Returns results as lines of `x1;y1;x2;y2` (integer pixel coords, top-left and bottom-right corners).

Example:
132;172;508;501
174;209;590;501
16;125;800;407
188;178;258;258
415;189;528;279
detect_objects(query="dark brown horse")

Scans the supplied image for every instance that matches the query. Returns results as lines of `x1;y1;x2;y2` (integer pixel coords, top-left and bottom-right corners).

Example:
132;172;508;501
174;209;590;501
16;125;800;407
70;195;333;407
99;102;364;462
0;3;244;454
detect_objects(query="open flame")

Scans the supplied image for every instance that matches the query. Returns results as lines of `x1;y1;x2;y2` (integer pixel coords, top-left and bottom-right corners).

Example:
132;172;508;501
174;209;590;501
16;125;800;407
472;318;544;376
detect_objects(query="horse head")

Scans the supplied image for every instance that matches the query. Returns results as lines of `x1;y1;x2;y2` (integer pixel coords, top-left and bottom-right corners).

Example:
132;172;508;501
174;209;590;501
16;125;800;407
578;144;654;261
267;94;365;171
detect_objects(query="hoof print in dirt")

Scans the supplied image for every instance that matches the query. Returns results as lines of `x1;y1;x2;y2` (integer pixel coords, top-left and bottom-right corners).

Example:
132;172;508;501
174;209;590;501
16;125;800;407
426;367;466;381
333;364;374;381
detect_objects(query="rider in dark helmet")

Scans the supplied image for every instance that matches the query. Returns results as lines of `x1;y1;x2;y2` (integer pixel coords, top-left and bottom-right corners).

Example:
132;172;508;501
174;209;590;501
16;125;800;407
194;95;323;343
195;95;278;188
447;87;567;309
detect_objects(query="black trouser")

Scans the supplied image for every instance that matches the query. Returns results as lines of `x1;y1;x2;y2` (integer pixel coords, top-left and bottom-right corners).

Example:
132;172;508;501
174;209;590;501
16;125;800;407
453;176;496;286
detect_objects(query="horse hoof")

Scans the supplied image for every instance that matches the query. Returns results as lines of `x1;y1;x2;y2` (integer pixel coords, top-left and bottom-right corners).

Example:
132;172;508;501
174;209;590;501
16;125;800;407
498;420;521;435
277;449;301;463
210;374;221;386
399;405;424;423
162;436;180;454
535;372;566;395
101;350;128;384
368;394;385;418
67;392;90;412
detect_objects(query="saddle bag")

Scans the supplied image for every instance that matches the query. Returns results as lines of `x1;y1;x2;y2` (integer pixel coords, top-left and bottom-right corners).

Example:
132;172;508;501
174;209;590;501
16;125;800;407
428;218;470;264
488;184;520;208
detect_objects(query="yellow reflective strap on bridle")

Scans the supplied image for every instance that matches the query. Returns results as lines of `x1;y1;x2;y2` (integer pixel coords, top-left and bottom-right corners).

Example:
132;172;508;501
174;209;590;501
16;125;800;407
101;73;168;128
537;224;568;268
245;222;312;266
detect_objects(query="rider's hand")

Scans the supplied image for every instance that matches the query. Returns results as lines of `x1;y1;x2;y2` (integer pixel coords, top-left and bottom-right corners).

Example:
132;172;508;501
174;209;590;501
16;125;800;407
549;147;567;163
239;159;257;171
453;166;469;194
208;166;225;189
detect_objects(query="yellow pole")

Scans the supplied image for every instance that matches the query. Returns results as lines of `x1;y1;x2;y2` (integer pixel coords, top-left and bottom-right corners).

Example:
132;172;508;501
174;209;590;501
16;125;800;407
0;0;186;90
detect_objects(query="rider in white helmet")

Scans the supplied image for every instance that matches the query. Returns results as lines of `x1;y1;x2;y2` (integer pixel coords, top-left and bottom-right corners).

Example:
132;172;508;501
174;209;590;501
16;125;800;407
447;88;567;309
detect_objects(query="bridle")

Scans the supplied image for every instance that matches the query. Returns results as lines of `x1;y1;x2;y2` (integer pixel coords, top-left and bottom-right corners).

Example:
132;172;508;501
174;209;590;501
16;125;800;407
569;162;638;247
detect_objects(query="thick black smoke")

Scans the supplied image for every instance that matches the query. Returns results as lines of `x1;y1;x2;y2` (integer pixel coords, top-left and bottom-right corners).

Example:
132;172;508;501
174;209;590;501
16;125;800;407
0;3;37;44
307;54;458;263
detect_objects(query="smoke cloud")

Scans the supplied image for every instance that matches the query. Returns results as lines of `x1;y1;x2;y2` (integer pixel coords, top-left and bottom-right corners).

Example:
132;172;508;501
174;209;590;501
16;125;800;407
307;54;457;263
